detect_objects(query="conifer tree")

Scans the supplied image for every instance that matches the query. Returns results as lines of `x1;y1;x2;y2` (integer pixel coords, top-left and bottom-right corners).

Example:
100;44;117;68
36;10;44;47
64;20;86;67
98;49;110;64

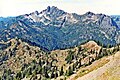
60;66;64;76
66;66;73;76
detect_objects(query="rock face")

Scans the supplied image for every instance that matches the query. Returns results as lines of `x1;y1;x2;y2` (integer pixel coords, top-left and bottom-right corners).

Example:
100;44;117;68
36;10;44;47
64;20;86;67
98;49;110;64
0;6;120;51
112;15;120;28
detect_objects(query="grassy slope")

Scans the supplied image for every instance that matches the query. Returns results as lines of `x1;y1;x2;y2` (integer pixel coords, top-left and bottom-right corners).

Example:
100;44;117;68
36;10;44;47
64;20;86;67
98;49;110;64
68;51;120;80
94;51;120;80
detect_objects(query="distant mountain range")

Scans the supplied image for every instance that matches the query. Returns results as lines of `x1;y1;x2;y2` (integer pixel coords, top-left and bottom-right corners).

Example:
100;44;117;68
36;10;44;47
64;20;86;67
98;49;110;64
0;6;120;51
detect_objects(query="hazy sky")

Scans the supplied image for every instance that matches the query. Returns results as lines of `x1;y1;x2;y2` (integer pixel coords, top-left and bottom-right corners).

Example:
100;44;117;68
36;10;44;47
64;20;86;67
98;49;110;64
0;0;120;17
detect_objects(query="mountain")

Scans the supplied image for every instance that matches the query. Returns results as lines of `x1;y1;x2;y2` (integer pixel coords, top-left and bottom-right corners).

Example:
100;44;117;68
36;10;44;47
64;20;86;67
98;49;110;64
0;6;120;51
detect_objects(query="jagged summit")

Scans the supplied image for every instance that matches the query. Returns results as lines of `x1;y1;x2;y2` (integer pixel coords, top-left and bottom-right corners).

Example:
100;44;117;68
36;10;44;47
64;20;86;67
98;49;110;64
85;11;95;16
47;6;59;12
27;6;66;16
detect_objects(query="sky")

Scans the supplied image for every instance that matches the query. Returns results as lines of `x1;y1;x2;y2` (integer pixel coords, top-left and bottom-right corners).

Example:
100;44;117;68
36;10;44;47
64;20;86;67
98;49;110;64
0;0;120;17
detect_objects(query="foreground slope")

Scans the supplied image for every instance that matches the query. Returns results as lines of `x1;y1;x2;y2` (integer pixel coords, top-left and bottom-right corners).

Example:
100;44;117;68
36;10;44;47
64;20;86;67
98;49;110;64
75;51;120;80
67;42;120;80
0;38;120;80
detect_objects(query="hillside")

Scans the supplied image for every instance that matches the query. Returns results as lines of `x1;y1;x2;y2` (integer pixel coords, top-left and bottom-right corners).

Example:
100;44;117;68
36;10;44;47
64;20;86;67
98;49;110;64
70;51;120;80
0;6;120;51
0;38;120;80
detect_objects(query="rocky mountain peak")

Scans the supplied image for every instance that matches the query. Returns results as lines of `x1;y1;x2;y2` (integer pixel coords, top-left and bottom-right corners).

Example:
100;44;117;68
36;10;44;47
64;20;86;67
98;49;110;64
34;11;39;15
85;11;95;16
49;6;58;12
45;6;66;16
